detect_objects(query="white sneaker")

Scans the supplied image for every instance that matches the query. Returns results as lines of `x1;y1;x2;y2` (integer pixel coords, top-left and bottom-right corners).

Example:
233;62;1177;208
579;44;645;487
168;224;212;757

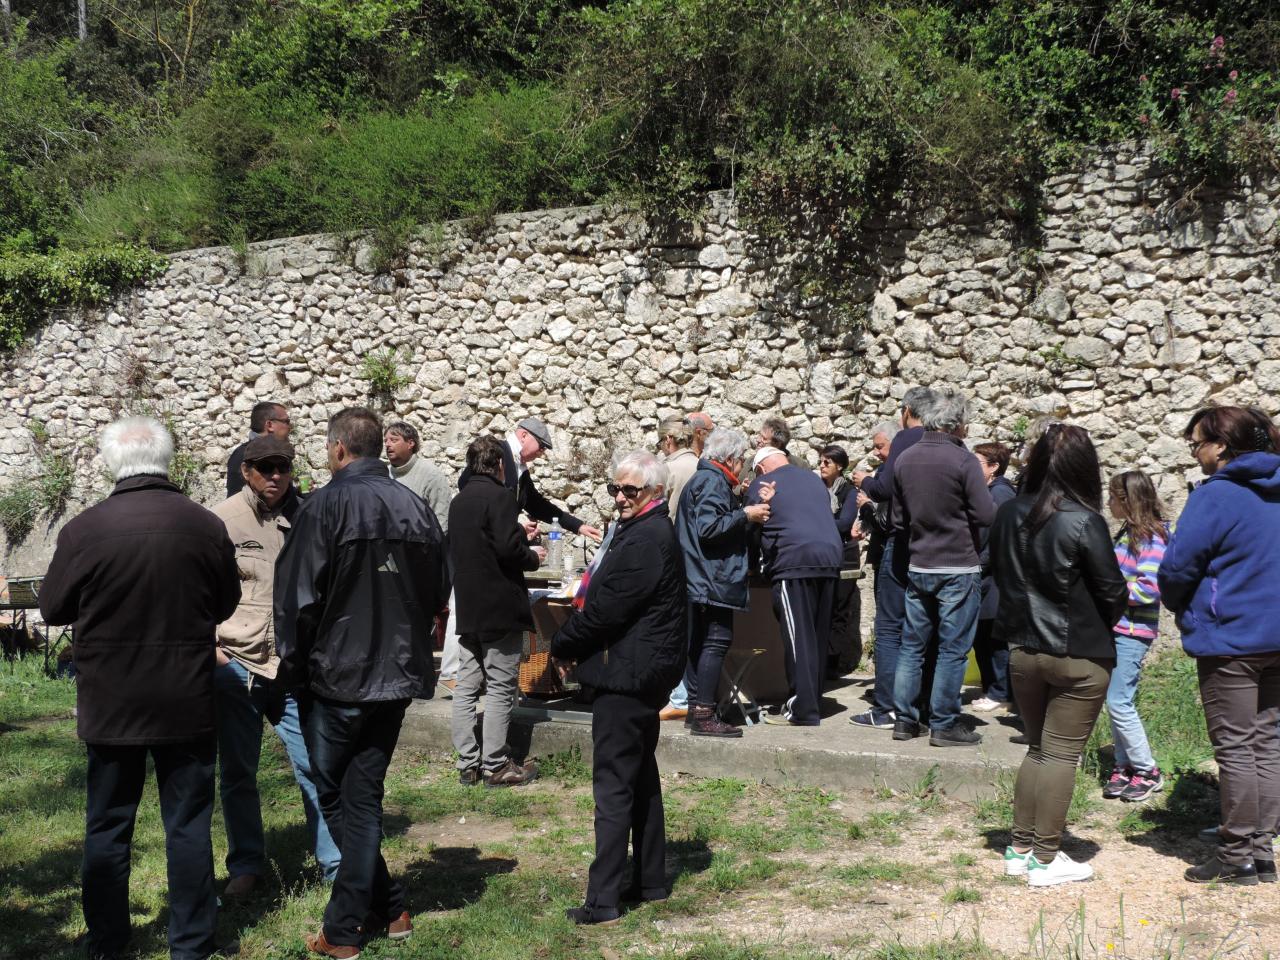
1027;851;1094;887
1003;846;1032;876
971;696;1011;712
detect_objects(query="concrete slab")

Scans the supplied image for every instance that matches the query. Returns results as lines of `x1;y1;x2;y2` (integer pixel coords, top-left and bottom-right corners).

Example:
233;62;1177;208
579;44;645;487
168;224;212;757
398;674;1026;800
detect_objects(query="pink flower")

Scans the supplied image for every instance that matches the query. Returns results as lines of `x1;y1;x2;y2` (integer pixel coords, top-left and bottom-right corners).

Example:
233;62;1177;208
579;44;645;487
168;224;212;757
1229;70;1238;80
1171;87;1182;100
1139;74;1149;83
1225;88;1238;104
1212;35;1225;49
1139;113;1150;125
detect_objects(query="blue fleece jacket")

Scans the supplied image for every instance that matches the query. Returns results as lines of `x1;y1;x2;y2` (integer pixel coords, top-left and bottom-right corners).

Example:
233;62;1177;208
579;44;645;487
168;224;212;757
747;465;842;581
1159;451;1280;657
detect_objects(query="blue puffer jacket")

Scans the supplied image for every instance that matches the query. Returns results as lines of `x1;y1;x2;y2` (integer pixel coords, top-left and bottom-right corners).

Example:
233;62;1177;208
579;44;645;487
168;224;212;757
674;460;751;611
1159;452;1280;657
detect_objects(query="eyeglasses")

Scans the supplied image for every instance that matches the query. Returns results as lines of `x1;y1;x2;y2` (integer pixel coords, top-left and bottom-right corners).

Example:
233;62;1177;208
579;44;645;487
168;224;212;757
818;457;841;467
250;459;293;476
1188;439;1209;456
606;482;649;500
267;416;291;426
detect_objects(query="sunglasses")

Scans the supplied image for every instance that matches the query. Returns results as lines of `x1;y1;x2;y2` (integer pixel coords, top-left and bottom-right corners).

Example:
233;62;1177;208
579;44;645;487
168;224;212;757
250;459;293;476
606;482;649;500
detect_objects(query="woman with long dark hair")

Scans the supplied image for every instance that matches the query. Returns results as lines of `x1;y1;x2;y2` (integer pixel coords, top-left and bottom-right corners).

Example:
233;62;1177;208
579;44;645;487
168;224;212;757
989;424;1128;886
1160;406;1280;885
1101;471;1169;803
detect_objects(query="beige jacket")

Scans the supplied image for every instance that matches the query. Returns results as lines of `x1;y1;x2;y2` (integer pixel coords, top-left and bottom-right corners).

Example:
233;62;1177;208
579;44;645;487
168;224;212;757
212;486;289;678
664;448;699;510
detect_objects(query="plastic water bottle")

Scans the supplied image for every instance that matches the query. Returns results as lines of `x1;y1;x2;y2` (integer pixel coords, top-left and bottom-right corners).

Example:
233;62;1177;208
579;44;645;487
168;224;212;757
548;516;563;572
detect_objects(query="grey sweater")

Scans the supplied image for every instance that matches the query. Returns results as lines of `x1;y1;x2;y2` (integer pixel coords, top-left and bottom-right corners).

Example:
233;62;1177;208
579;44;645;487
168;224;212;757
890;432;995;572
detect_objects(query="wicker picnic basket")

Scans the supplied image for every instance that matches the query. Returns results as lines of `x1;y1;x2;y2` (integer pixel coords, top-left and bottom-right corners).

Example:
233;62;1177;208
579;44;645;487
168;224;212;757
520;597;576;697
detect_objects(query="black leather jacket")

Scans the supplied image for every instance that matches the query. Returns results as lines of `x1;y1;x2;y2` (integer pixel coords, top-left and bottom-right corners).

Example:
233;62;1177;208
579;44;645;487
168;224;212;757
552;502;687;705
275;457;448;702
989;494;1128;659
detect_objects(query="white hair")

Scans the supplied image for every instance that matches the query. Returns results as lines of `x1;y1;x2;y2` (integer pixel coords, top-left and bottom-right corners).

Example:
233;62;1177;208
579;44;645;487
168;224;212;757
613;449;670;495
100;416;174;481
920;389;970;433
871;421;900;441
702;427;749;465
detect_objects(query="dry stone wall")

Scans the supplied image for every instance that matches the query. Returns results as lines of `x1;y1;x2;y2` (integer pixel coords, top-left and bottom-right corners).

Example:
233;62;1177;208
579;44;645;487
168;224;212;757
2;142;1278;571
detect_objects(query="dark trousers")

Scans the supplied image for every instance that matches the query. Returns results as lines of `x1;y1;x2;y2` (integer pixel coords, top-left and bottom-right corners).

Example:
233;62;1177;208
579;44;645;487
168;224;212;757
304;697;409;945
828;568;863;673
1197;653;1280;866
83;740;216;960
772;576;836;725
687;602;735;708
871;536;907;720
587;692;666;907
972;618;1011;702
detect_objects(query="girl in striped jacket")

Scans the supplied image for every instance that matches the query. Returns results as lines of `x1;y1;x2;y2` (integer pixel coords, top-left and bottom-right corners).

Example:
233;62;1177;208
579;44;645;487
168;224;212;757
1103;470;1170;802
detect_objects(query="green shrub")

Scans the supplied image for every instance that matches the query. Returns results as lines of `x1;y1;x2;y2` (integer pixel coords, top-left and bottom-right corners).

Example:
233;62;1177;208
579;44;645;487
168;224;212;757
0;480;40;545
359;346;414;406
0;244;167;348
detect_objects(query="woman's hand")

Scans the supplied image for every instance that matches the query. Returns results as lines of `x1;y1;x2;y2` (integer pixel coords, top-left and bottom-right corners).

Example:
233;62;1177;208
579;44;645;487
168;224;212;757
744;503;771;524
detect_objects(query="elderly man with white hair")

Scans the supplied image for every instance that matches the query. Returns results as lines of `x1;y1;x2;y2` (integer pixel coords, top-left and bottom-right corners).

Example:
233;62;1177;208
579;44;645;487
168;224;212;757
552;450;687;926
40;416;241;960
747;444;843;726
889;389;996;747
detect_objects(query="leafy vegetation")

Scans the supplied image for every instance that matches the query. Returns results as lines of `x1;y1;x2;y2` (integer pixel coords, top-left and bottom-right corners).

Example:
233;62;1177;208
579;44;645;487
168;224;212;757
0;1;1277;346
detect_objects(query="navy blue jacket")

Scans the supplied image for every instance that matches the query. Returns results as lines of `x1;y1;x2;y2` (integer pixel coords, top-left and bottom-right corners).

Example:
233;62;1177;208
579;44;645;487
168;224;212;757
836;425;925;534
675;460;751;610
747;465;842;581
978;475;1018;619
1159;452;1280;657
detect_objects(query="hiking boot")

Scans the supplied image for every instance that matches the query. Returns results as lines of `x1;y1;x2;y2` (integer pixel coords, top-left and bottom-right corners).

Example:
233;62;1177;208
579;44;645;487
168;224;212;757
484;758;538;788
1102;766;1131;800
689;705;743;739
1027;851;1094;887
1256;859;1277;883
1185;855;1259;885
1119;767;1164;803
305;931;360;959
458;766;481;787
565;903;622;926
930;725;982;747
1003;845;1032;876
892;719;921;741
850;710;895;729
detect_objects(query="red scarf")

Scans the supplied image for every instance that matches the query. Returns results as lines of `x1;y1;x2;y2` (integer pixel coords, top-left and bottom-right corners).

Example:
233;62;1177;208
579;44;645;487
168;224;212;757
572;498;665;608
709;460;739;487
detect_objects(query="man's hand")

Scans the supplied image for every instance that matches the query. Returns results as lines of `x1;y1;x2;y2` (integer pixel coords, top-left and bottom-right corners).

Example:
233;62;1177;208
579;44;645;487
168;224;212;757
852;470;870;489
851;521;865;542
744;503;771;524
532;545;548;564
215;647;230;667
578;524;604;543
522;519;540;540
756;481;777;503
552;657;576;681
856;490;871;509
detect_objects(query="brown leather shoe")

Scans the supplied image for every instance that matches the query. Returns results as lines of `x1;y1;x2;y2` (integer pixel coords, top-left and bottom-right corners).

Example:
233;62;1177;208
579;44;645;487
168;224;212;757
658;705;687;721
484;758;538;788
387;911;413;941
305;930;360;959
222;873;259;899
689;705;743;738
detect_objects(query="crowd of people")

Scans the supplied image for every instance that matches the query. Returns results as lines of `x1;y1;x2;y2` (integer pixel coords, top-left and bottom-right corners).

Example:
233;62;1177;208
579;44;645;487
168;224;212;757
34;388;1280;957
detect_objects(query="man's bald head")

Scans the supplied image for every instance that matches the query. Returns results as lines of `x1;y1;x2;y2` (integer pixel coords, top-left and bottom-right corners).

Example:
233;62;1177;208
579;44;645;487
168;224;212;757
687;412;714;455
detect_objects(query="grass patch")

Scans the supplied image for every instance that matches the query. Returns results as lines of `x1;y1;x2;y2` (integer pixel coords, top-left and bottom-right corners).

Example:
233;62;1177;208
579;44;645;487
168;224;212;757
942;885;983;904
0;655;77;725
831;858;921;885
872;939;1003;960
538;745;591;786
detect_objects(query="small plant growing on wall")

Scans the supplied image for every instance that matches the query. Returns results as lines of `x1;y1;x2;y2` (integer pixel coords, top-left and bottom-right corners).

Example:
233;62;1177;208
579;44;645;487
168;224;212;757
37;451;75;519
360;347;414;408
0;482;40;546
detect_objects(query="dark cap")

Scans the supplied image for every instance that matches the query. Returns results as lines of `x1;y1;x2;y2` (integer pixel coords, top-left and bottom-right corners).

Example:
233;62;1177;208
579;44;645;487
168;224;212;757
243;435;296;463
516;416;553;450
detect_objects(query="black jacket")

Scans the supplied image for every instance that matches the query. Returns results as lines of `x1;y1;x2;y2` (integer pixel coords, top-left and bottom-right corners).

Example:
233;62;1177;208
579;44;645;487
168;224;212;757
990;494;1128;659
978;476;1018;619
275;457;448;702
449;475;540;635
675;461;751;611
458;439;585;533
891;431;996;570
39;475;241;745
551;502;687;704
227;440;248;498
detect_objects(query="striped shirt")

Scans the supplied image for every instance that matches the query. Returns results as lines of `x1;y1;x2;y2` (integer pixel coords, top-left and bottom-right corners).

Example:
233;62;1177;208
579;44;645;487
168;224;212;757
1113;526;1168;640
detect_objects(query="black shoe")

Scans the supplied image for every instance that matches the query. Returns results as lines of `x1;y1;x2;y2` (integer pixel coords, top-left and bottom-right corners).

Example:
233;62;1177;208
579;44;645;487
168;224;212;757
565;903;622;926
930;725;982;747
1256;859;1277;883
1185;856;1259;885
620;884;669;904
892;720;920;741
459;766;480;786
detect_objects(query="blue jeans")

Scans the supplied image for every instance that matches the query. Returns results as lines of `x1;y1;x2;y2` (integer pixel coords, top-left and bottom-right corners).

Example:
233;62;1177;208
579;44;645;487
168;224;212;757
870;536;908;720
894;571;982;731
1107;633;1156;771
214;660;340;880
